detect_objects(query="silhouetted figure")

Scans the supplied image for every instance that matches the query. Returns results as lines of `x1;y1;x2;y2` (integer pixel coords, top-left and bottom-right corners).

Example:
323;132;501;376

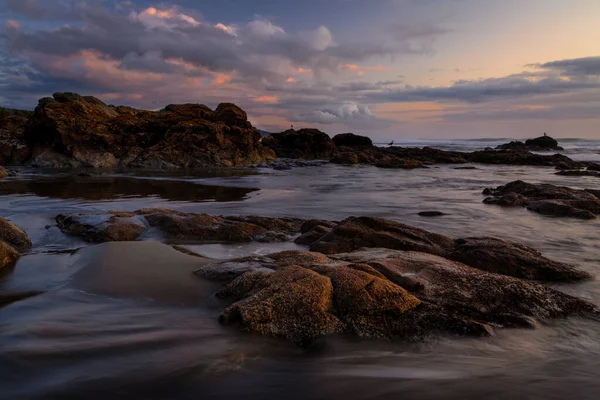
291;124;294;130
544;132;547;137
388;140;394;147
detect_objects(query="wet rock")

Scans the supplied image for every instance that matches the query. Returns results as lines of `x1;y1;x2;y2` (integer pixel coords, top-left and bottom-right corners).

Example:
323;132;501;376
22;92;274;168
450;237;592;281
0;241;20;271
55;212;149;242
0;107;32;165
295;224;334;245
556;170;600;177
0;166;7;179
454;166;478;170
527;200;597;220
0;217;32;249
332;133;373;148
466;149;581;168
139;209;301;243
309;216;454;257
330;152;360;165
496;136;564;151
418;211;446;217
212;249;597;343
375;158;425;169
261;129;336;159
483;180;600;218
0;290;44;308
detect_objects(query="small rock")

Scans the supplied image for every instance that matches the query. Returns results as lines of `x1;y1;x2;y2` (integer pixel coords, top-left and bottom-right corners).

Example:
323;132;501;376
418;211;446;217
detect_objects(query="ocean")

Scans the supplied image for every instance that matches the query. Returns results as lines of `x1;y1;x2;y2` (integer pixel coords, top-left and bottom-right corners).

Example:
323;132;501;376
1;140;600;399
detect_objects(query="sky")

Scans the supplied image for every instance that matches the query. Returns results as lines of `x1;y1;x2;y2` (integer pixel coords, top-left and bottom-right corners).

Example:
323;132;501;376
0;0;599;140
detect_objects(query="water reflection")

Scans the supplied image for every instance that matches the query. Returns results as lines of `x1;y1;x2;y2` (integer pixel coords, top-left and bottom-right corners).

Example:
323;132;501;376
0;174;259;202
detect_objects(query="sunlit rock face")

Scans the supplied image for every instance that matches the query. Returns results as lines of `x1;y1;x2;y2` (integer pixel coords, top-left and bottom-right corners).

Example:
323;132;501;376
15;92;275;168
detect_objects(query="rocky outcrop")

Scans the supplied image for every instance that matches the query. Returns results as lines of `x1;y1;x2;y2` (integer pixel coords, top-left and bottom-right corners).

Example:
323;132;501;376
200;249;597;343
556;169;600;178
55;209;304;244
483;180;600;219
0;107;32;165
15;92;274;168
331;146;468;167
261;129;336;160
332;133;373;148
496;135;564;151
0;241;20;271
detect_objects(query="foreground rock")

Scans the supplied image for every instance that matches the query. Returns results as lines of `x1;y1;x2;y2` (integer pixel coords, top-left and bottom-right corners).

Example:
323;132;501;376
0;217;33;249
306;216;590;282
56;209;304;243
261;129;336;160
17;93;275;168
483;180;600;219
496;135;564;151
200;249;597;343
0;241;20;271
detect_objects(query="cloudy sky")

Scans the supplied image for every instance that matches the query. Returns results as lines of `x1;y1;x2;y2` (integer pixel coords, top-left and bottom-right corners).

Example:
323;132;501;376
1;0;599;140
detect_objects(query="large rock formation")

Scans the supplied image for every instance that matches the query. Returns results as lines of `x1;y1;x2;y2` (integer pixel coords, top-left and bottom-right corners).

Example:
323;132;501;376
496;135;564;151
261;129;337;160
17;93;274;168
199;248;597;343
483;180;600;219
332;133;373;148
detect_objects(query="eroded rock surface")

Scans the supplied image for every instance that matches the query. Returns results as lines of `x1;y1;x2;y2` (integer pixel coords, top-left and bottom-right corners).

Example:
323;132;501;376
203;249;597;343
0;217;33;249
496;136;564;151
56;209;304;244
261;129;336;160
483;180;600;219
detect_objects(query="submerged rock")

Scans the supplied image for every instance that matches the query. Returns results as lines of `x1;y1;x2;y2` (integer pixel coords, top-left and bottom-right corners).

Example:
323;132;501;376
418;211;446;217
209;249;597;343
0;290;44;308
261;129;337;160
483;180;600;219
556;170;600;177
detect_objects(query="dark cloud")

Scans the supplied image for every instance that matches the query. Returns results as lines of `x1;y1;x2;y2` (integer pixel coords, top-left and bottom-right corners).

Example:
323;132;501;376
533;56;600;77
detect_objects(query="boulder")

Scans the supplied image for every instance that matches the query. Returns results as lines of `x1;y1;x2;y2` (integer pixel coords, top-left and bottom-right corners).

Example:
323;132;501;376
309;216;454;257
0;107;32;165
483;180;600;218
0;217;32;249
0;166;7;179
22;93;274;168
332;133;373;148
467;149;581;168
261;129;336;159
418;211;446;217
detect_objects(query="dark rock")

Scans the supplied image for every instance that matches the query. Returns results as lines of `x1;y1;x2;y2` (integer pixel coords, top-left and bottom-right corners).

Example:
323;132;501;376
525;135;563;151
332;133;373;147
309;216;454;257
556;170;600;177
0;107;32;165
262;129;336;160
0;166;7;179
0;217;32;249
466;149;581;168
496;141;527;150
418;211;446;217
375;158;425;169
450;237;592;281
483;180;600;218
454;166;478;170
